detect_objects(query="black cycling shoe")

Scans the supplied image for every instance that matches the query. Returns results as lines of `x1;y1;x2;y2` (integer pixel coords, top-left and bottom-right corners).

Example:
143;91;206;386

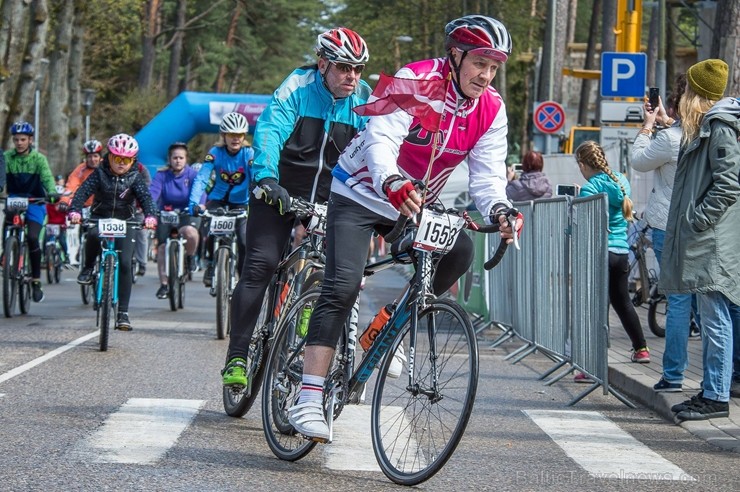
77;268;94;285
203;264;214;287
32;281;44;303
136;264;146;277
186;255;197;273
115;312;133;331
156;284;169;299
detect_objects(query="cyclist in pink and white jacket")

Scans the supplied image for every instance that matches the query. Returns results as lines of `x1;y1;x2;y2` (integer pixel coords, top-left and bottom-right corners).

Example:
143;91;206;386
287;15;523;442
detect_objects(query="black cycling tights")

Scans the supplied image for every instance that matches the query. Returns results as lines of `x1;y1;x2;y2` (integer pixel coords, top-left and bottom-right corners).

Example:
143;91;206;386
306;193;474;349
3;219;43;279
84;226;136;312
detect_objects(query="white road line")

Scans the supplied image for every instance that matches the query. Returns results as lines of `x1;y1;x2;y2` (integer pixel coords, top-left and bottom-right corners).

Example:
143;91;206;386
524;410;694;481
0;331;99;385
323;405;381;472
75;398;204;464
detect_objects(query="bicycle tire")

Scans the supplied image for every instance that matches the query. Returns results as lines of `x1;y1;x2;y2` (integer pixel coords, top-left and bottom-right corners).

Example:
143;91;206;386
301;270;324;295
648;293;667;338
130;259;138;284
53;246;62;284
18;244;31;315
262;288;320;461
168;241;179;312
79;233;92;305
177;270;186;309
45;244;55;284
98;255;115;352
215;248;230;340
3;235;20;318
371;298;479;486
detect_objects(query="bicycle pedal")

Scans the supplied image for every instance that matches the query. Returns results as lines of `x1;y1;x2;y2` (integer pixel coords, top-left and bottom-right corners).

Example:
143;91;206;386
302;433;330;444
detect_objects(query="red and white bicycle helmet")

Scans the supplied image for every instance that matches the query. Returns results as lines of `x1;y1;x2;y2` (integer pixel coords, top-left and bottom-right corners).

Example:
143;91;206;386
107;133;139;158
83;139;103;155
315;27;369;65
445;15;512;63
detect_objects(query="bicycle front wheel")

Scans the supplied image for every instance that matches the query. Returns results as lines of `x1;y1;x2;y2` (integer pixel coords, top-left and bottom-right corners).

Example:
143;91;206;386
18;244;31;315
215;248;230;340
261;288;320;461
98;255;115;352
45;244;55;284
168;241;180;312
3;235;20;318
371;298;479;486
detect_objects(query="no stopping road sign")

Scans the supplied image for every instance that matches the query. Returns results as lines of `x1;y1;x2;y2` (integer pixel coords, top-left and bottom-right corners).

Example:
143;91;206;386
533;101;565;134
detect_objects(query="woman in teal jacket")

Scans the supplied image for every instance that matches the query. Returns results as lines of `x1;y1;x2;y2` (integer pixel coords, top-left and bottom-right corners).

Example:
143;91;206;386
575;140;649;363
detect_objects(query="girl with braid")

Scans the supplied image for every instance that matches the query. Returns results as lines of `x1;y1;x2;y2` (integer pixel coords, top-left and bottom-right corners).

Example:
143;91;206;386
575;140;650;363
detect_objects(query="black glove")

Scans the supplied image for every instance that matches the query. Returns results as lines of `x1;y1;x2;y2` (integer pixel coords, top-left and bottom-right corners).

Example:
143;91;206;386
490;204;523;236
257;178;291;215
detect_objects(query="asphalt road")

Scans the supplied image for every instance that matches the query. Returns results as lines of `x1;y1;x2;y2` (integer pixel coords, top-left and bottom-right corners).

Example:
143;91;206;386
1;264;738;491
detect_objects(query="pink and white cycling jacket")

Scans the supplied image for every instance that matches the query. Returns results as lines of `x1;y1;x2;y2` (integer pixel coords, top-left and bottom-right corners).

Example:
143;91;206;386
331;57;511;220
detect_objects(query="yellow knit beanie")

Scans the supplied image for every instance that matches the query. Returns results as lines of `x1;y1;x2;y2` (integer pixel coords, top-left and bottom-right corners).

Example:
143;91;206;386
687;59;729;100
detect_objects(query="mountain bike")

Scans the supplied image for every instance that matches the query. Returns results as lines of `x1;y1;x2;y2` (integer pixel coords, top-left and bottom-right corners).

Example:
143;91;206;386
2;197;48;318
223;197;327;417
199;207;248;340
44;222;66;284
261;205;518;485
160;210;190;312
86;218;143;351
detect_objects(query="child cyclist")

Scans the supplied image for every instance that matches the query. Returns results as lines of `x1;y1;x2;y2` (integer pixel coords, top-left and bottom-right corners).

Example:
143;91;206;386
67;134;158;330
150;142;204;299
188;112;253;287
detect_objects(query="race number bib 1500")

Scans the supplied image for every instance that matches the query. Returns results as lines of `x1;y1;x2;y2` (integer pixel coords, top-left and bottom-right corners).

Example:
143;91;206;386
210;216;236;235
7;197;29;212
413;209;465;253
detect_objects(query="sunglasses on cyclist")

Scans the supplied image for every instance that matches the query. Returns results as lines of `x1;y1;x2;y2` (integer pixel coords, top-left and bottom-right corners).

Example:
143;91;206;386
224;132;246;139
111;155;135;166
331;62;365;75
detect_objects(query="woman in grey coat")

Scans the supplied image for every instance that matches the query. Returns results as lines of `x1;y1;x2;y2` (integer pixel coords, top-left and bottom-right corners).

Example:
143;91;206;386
661;59;740;421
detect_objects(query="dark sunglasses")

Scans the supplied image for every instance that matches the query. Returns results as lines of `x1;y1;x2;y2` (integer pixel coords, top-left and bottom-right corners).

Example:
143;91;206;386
331;62;365;74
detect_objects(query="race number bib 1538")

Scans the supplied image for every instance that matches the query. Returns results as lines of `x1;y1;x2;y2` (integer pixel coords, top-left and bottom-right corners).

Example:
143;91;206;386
7;197;29;212
99;219;127;238
413;209;465;253
210;216;236;235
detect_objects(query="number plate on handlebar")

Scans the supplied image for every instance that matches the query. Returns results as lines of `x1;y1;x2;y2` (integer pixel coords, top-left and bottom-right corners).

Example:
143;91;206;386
160;210;179;225
210;216;236;235
306;203;327;236
7;197;29;212
413;209;465;253
46;224;61;237
99;218;127;238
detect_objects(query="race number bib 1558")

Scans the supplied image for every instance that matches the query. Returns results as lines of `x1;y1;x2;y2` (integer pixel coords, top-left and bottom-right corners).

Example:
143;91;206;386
413;209;465;253
210;216;236;235
99;219;127;238
7;197;29;212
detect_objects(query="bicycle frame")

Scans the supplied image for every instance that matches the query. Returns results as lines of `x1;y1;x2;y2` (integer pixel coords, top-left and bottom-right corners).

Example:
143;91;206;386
96;238;120;307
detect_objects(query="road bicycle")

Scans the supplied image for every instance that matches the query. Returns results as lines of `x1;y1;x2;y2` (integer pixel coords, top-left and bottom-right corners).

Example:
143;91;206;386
159;210;191;312
2;196;49;318
199;207;248;340
223;197;327;417
43;222;67;284
628;221;666;337
85;218;143;351
261;204;517;485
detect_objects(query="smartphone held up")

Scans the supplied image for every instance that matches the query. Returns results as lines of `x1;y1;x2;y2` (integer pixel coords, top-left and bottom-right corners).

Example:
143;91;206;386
648;87;660;111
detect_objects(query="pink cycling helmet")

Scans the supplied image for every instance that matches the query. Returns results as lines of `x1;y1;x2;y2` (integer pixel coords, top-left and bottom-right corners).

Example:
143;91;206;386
107;133;139;158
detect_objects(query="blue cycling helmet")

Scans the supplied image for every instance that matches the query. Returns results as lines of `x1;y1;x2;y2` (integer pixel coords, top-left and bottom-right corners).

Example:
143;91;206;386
10;121;34;136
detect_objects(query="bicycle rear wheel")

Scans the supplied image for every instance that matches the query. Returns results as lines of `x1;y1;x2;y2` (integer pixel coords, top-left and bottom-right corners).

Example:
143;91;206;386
215;248;230;340
261;288;320;461
98;256;115;352
45;244;55;284
648;293;667;338
371;298;479;486
168;242;180;312
53;246;62;283
3;236;20;318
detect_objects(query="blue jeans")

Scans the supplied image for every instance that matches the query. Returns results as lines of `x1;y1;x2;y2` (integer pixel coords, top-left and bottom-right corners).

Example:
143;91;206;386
652;228;694;384
698;292;740;402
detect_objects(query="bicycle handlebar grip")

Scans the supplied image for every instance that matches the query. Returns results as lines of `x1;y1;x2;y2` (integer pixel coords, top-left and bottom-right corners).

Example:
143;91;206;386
384;215;410;244
483;238;508;270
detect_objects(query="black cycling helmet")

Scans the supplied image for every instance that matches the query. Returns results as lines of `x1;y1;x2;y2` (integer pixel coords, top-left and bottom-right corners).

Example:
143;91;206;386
167;141;188;157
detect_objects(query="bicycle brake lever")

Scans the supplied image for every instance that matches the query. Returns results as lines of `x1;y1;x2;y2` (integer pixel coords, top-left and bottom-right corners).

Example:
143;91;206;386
507;210;520;251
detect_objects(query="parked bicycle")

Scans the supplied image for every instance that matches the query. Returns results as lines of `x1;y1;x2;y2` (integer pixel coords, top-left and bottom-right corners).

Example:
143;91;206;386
84;218;143;351
43;222;67;284
159;210;190;312
261;204;518;485
628;221;667;337
2;196;48;318
198;207;248;340
222;196;327;417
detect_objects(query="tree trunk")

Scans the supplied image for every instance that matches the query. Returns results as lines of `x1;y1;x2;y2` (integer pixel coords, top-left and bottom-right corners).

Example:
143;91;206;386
0;0;31;139
537;0;568;103
567;0;578;46
596;0;618;124
66;0;86;170
45;0;74;173
645;4;658;88
578;0;601;126
138;0;161;90
214;2;241;93
10;0;50;149
712;0;740;96
166;0;187;99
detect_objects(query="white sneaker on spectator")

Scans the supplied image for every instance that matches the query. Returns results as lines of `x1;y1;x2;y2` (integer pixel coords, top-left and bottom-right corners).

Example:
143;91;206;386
288;401;330;443
386;345;407;379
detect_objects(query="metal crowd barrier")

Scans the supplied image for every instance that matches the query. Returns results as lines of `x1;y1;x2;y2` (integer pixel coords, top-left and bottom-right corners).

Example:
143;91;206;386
479;193;634;407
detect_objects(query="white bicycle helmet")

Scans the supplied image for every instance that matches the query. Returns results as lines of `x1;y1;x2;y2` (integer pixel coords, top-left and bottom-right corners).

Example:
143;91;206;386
445;15;512;62
315;27;369;65
219;112;249;134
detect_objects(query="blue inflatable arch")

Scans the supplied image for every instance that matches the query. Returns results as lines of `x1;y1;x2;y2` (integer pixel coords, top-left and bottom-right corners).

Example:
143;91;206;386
135;91;271;174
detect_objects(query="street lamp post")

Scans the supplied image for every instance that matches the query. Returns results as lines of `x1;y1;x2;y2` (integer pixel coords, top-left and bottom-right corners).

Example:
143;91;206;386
394;35;413;71
33;58;50;144
82;89;97;142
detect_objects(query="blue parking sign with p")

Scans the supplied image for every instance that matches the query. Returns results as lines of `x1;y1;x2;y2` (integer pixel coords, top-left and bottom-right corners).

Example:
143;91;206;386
601;52;647;98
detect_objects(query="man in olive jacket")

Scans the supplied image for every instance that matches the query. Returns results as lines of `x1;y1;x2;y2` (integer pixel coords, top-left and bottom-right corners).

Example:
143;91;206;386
661;93;740;420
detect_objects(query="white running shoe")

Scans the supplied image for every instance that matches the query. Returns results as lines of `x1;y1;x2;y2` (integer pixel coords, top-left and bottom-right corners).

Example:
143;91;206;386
386;345;407;379
287;401;330;443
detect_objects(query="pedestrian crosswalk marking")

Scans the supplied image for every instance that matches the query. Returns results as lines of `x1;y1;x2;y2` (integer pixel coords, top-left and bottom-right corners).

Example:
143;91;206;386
524;410;695;481
74;398;204;464
323;406;381;472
